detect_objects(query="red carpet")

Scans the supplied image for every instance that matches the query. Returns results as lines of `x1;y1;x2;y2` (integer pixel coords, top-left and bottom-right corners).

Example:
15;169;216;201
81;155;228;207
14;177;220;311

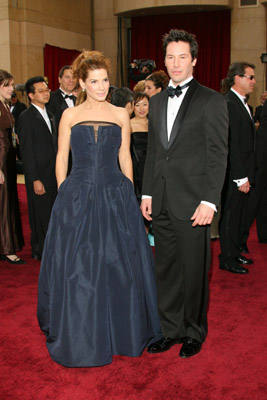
1;183;267;400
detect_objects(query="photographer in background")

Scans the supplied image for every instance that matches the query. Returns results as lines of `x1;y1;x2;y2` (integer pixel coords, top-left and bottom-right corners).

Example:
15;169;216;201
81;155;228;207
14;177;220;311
128;59;156;87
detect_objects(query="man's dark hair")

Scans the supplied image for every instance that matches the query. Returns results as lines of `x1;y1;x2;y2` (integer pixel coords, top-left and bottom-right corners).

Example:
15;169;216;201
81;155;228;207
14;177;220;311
58;65;72;78
162;29;198;60
25;76;45;100
110;87;134;108
226;61;255;88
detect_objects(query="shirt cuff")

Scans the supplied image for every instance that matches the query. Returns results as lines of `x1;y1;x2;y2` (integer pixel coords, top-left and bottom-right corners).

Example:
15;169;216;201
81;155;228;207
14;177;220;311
233;177;248;187
142;195;152;199
201;201;217;212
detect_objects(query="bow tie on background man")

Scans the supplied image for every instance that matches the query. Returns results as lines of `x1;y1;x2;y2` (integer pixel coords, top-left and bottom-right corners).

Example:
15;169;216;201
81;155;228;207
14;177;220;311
167;82;191;98
64;94;75;100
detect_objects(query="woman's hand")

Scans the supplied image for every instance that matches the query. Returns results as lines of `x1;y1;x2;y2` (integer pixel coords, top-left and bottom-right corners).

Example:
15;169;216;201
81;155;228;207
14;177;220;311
0;169;5;184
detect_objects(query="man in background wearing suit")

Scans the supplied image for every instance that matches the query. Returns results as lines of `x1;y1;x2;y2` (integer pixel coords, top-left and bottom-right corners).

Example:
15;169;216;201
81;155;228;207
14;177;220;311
17;77;57;260
254;91;267;128
47;66;75;173
219;62;256;274
141;29;228;358
47;66;76;137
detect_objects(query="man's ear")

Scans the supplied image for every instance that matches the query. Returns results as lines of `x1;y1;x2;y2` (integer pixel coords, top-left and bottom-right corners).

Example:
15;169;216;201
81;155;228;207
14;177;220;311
192;58;197;67
28;92;34;102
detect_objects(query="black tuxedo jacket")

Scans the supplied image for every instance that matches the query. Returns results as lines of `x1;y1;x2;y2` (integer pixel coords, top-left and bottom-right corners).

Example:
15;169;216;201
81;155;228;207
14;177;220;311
11;101;27;132
225;90;256;183
142;79;229;220
47;89;76;132
255;100;267;171
17;105;57;188
254;104;263;123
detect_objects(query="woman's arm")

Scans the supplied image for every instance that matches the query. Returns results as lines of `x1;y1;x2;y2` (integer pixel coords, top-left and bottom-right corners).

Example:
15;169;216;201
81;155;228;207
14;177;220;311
55;109;72;188
118;109;133;183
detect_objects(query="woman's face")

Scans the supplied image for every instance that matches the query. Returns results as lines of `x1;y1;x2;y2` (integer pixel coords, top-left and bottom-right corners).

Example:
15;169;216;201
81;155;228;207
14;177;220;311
0;80;14;102
144;80;161;97
134;97;149;118
80;68;109;102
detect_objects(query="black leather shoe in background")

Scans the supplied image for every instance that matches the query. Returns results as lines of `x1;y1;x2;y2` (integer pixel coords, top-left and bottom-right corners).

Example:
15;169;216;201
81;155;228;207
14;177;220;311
235;254;253;265
179;338;202;358
147;337;186;354
219;261;249;274
239;243;249;254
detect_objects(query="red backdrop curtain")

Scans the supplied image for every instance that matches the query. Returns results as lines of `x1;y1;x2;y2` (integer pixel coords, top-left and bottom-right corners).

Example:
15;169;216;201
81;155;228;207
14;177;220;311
44;44;81;92
131;10;231;92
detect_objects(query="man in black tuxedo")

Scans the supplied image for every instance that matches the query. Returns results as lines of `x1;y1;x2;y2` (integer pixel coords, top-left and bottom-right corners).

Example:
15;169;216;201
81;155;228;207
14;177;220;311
17;77;57;260
141;29;228;358
47;65;76;138
254;91;267;127
219;62;256;274
47;66;75;173
242;99;267;245
10;92;27;132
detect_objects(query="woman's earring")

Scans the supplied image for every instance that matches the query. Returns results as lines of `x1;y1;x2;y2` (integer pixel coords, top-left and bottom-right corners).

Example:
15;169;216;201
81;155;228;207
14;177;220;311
82;88;86;92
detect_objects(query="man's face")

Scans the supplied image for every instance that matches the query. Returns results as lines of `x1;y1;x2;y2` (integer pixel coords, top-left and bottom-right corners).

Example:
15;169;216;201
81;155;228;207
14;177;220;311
59;69;75;94
261;92;267;104
29;82;50;107
237;67;256;96
165;41;197;86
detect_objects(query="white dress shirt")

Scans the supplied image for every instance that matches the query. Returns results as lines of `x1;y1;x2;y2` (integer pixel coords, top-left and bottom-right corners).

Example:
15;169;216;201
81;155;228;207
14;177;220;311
32;103;52;133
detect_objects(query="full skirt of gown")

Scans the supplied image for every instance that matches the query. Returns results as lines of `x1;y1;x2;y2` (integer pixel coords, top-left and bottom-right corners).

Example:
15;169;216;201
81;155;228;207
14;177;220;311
37;122;161;367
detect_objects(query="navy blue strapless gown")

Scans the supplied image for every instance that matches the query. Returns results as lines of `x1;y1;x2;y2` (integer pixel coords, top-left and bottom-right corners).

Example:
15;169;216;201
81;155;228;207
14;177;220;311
37;122;161;367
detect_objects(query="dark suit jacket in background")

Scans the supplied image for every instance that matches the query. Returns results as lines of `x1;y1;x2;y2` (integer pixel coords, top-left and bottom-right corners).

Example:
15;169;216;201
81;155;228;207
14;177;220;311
11;100;27;133
225;90;256;184
17;105;57;188
142;79;229;220
254;104;263;123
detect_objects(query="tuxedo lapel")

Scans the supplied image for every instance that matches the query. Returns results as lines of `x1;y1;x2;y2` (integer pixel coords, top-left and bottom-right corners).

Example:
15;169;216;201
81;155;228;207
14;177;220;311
47;109;58;151
168;79;198;149
229;91;256;146
31;105;50;131
158;90;168;150
230;91;254;128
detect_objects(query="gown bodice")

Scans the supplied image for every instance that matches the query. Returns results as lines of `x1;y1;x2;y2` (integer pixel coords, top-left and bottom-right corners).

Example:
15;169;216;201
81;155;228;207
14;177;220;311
70;122;122;185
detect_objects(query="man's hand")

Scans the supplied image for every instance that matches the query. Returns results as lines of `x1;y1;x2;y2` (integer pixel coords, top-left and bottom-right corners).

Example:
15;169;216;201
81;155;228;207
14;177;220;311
191;203;214;227
141;198;152;221
238;180;250;193
33;180;46;196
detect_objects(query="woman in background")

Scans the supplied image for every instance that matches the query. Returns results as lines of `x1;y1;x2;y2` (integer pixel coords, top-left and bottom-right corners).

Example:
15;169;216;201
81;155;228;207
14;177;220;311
130;92;149;204
37;51;161;368
0;70;25;265
144;70;169;97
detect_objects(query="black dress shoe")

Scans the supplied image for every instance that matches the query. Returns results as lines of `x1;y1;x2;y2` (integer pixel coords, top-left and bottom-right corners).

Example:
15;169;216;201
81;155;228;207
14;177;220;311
239;243;249;254
147;337;186;354
32;254;42;261
179;338;202;358
219;261;249;274
0;255;26;265
235;254;253;265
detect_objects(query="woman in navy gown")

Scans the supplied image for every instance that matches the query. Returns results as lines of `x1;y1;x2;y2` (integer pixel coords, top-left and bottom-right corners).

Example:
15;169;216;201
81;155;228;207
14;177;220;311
37;50;161;367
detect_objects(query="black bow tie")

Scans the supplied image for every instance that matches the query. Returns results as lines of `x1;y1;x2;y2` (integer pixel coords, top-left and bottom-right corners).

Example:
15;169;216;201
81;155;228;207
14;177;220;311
60;90;74;101
243;97;248;104
64;94;74;100
167;82;191;98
